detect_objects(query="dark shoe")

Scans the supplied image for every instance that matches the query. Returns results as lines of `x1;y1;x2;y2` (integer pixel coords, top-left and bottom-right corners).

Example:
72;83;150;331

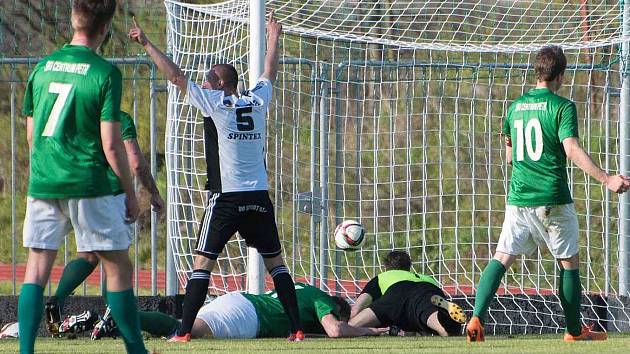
44;298;62;336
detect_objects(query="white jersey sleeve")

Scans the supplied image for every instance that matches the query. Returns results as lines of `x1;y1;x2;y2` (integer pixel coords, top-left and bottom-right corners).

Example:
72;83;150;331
246;78;273;109
185;81;224;117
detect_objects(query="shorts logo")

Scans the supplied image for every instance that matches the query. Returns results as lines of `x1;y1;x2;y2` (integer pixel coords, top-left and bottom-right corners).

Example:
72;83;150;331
238;205;267;213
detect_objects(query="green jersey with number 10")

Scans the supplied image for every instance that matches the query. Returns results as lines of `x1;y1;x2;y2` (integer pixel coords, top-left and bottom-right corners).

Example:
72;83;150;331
502;87;579;206
23;44;123;198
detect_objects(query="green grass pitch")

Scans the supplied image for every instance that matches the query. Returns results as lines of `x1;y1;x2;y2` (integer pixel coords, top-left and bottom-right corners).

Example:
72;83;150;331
1;334;630;353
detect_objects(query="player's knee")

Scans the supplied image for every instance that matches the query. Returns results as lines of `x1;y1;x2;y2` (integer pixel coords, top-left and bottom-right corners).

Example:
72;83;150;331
262;254;284;271
78;252;99;266
557;253;579;270
193;253;216;271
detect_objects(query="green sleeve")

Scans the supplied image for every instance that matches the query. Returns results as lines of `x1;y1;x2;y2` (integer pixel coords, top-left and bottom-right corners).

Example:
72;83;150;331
119;111;137;141
557;101;579;142
313;295;336;320
100;66;122;122
22;69;36;117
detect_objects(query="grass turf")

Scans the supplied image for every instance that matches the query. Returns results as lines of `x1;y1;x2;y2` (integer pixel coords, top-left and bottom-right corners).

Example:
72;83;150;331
1;334;630;353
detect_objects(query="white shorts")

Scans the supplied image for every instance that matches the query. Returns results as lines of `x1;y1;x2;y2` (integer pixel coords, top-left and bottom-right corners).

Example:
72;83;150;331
197;293;258;339
496;203;579;259
23;195;132;252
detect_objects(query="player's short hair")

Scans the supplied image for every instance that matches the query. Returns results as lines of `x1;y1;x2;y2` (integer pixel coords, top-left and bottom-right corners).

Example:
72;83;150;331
211;64;239;91
331;296;351;321
384;250;411;271
71;0;117;36
534;45;567;82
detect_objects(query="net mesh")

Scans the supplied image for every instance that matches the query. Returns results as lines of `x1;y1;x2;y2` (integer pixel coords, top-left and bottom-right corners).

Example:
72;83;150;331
165;0;630;333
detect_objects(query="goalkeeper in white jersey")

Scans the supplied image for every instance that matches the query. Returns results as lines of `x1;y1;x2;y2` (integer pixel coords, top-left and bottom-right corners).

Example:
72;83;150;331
129;13;304;342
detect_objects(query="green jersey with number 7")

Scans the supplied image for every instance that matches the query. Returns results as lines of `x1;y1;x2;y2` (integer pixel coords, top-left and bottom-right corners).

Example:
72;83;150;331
23;44;123;198
502;87;579;206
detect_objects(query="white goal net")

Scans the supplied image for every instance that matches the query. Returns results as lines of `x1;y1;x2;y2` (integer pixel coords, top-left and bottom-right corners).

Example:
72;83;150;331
164;0;630;334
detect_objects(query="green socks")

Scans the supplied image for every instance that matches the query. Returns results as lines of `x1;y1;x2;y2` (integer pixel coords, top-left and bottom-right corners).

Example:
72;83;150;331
139;310;180;337
18;283;44;354
54;258;97;309
559;268;582;336
473;259;507;323
107;289;147;354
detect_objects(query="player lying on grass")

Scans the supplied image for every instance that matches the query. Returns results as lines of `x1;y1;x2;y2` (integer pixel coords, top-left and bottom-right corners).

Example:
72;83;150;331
43;111;165;335
88;282;385;340
466;45;629;343
349;251;466;337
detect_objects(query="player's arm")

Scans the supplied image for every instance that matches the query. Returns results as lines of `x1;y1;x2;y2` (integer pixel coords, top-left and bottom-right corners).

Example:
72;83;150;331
504;135;512;165
128;20;188;94
102;121;139;223
350;293;373;319
123;139;165;212
319;314;385;338
562;137;629;193
260;12;282;83
350;277;379;319
26;117;33;149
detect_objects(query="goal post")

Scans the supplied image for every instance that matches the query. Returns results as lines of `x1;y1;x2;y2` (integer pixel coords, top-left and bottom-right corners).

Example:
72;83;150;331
164;0;630;333
246;0;266;295
619;0;630;299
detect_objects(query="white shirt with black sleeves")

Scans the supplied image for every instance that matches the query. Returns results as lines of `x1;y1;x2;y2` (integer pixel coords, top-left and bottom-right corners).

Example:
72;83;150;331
185;78;272;193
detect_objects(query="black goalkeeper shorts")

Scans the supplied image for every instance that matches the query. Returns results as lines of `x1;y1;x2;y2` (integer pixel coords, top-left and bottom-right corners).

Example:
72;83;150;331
369;281;462;335
195;191;282;260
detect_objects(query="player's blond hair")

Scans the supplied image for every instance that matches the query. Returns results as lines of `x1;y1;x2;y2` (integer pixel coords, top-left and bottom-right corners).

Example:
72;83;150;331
71;0;116;36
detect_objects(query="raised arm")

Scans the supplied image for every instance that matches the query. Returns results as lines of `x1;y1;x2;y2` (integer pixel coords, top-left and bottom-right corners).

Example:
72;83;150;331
260;12;282;83
123;139;165;213
128;19;188;93
319;314;385;338
562;137;629;193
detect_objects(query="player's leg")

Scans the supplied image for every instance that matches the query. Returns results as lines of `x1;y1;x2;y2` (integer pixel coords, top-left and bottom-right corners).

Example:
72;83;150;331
51;252;99;312
20;248;57;353
426;311;448;336
529;203;605;341
262;254;303;339
426;310;463;337
239;191;303;339
557;254;584;338
175;192;235;340
70;195;147;353
558;253;605;341
174;254;216;339
468;205;531;342
471;251;516;321
135;311;180;338
20;198;68;353
98;250;146;353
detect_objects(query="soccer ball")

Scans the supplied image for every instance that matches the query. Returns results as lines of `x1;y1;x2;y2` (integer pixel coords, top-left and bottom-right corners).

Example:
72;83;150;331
334;220;366;250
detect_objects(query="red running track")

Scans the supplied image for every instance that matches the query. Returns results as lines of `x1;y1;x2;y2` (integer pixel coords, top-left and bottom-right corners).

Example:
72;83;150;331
1;263;554;296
